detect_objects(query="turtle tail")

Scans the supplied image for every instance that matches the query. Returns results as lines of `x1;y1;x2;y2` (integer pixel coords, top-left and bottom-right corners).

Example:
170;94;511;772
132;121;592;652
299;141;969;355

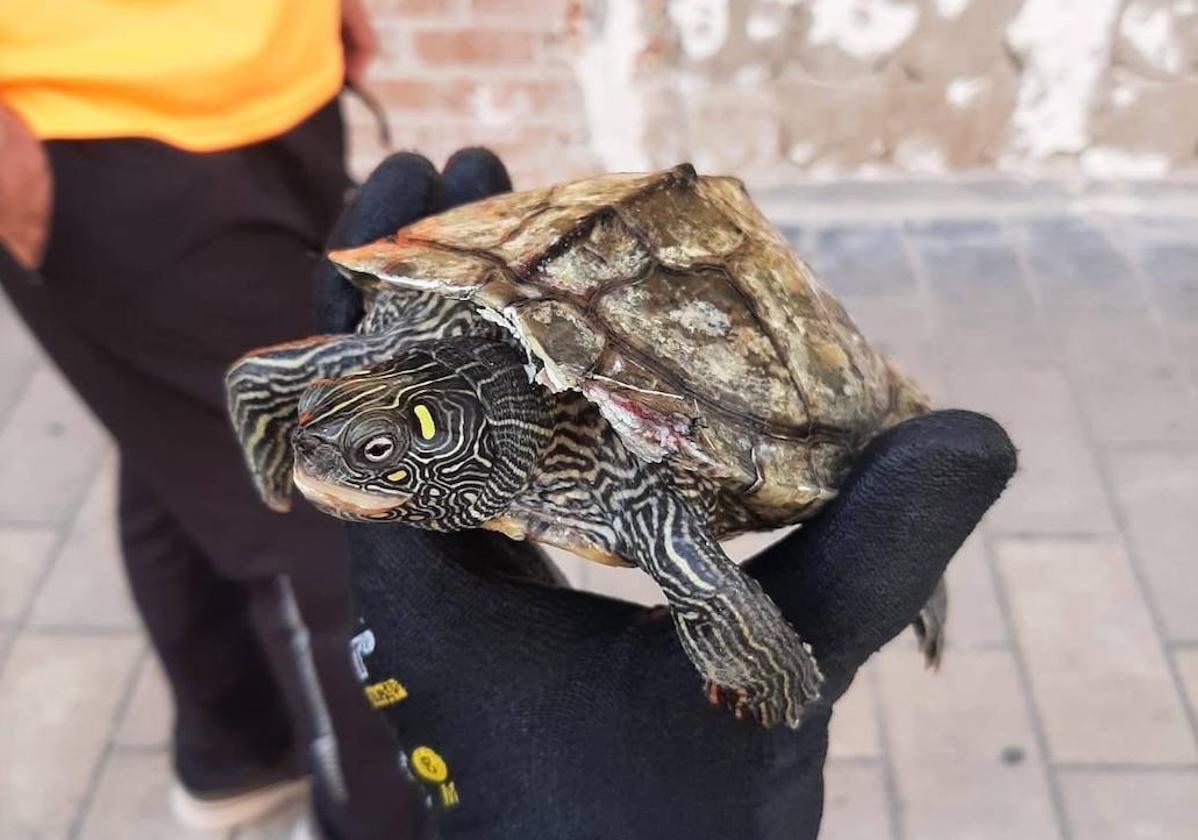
913;576;948;669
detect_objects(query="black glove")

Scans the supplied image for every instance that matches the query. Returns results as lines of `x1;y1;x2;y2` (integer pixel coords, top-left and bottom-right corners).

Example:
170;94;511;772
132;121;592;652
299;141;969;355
315;150;1017;840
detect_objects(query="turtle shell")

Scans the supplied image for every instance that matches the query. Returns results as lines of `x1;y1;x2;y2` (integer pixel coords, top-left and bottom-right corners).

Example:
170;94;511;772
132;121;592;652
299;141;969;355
330;165;926;521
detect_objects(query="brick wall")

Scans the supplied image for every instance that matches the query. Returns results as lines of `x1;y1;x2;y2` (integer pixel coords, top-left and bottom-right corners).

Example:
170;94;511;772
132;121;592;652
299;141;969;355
348;0;599;187
352;0;1198;186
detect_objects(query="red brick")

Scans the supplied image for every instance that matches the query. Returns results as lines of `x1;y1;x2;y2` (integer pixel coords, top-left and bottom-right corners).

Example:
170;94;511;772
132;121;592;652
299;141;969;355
464;79;579;116
371;22;416;73
370;79;474;112
367;0;458;18
414;28;540;66
469;0;573;21
365;78;575;118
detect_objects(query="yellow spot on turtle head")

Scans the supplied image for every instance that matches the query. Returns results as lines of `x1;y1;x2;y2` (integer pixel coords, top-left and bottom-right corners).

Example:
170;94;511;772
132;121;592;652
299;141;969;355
413;404;436;440
387;469;408;483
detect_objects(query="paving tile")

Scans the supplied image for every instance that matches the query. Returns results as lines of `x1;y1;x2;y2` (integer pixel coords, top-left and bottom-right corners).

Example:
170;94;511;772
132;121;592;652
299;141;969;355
1059;770;1198;840
0;527;57;622
1056;317;1197;445
950;317;1051;375
1135;240;1198;387
772;178;991;207
1117;215;1198;244
960;180;1071;206
892;350;950;408
0;293;40;415
1106;449;1198;641
908;221;1035;320
944;531;1007;650
28;458;137;630
947;365;1117;535
0;366;109;524
837;295;944;398
543;546;590;589
0;633;142;839
234;799;308;839
907;217;1013;249
1136;241;1198;320
809;224;917;298
875;646;1059;840
1018;216;1143;313
827;667;879;761
1016;219;1197;443
1177;649;1198;721
996;538;1196;763
820;762;891;840
581;561;662;606
910;222;1051;370
778;224;810;254
78;748;227;840
1118;180;1198;205
837;289;932;343
113;653;172;749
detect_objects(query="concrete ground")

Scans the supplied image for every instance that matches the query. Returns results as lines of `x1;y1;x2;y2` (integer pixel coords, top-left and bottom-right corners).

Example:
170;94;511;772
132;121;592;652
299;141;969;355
1;180;1196;839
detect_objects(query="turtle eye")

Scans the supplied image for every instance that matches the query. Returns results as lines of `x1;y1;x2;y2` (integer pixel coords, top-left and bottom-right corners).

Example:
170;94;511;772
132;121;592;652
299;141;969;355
361;435;395;463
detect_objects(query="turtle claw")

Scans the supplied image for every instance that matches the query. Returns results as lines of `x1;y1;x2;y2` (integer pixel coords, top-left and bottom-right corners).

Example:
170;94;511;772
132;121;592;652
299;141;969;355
706;683;733;710
704;682;797;730
705;615;825;730
703;645;823;731
914;577;949;670
705;683;767;725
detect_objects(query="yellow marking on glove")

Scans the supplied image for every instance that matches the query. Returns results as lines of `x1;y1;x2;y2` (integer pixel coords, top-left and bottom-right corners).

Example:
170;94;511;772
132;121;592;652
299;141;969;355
411;746;448;783
364;678;408;708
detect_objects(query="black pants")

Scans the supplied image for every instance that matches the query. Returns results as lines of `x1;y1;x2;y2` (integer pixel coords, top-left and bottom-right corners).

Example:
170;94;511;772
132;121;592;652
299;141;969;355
0;100;416;839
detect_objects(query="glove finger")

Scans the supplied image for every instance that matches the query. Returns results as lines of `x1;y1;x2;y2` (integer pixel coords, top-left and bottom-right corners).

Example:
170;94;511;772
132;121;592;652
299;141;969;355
440;147;513;209
315;152;443;333
744;410;1016;687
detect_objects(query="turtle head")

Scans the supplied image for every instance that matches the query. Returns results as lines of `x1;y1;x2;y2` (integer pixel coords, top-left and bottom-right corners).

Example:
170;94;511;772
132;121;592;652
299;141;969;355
290;342;552;529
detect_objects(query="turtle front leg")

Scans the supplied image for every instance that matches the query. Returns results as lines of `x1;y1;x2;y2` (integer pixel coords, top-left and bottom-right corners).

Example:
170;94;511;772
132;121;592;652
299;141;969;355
626;490;824;729
226;330;407;511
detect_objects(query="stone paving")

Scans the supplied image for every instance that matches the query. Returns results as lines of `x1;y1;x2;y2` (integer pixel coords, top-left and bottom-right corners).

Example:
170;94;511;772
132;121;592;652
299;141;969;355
1;181;1196;838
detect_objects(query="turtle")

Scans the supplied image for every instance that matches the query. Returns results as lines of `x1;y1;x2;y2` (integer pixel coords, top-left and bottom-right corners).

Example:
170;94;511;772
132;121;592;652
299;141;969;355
226;164;942;729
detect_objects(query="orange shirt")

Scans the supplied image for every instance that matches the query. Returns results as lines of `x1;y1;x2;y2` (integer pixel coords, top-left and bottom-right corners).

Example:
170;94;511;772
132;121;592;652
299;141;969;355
0;1;343;151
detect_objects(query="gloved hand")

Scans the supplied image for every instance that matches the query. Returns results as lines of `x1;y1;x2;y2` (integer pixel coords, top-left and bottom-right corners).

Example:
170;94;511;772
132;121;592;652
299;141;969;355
315;150;1017;840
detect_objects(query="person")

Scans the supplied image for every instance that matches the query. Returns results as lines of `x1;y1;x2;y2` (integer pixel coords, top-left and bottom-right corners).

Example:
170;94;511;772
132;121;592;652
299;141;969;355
1;6;1016;833
307;150;1018;838
0;3;425;838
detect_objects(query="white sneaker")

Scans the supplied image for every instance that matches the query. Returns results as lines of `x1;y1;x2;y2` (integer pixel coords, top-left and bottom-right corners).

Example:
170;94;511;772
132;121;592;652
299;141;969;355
170;775;311;831
290;810;323;840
